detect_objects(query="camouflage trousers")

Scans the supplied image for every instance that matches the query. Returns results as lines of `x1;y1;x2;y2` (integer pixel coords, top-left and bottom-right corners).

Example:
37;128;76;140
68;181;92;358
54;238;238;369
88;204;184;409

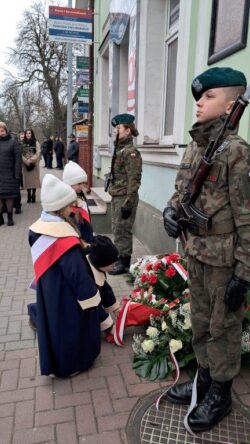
188;257;245;381
111;195;139;257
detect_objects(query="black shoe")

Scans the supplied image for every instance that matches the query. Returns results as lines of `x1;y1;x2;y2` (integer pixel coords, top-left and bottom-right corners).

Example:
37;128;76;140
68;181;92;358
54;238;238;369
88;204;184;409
28;316;37;332
166;367;211;405
109;255;131;275
15;208;22;214
188;380;232;432
31;190;36;203
27;190;32;203
7;212;14;226
0;214;4;226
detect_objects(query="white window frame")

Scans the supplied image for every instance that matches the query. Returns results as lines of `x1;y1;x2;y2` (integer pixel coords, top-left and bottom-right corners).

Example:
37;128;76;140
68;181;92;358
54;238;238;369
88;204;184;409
161;0;179;145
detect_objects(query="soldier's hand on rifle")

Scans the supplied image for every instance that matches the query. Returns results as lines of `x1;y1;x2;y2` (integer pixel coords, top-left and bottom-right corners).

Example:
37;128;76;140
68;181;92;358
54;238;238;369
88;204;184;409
121;207;132;220
224;274;249;312
163;207;181;238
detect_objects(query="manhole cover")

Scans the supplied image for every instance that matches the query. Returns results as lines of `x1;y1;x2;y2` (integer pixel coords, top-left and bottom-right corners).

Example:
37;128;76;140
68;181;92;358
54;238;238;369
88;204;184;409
140;400;250;444
126;389;250;444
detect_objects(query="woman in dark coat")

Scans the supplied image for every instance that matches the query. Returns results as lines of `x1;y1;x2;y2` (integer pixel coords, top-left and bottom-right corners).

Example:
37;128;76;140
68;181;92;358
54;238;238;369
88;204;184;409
0;122;22;226
22;128;41;203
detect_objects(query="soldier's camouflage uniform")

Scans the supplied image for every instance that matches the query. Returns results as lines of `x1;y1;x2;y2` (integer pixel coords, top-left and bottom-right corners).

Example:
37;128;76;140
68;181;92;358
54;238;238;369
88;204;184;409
168;116;250;381
109;136;142;257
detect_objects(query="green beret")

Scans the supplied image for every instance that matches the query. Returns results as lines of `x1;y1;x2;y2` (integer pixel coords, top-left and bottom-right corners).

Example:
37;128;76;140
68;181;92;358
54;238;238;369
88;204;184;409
111;113;135;127
192;67;247;101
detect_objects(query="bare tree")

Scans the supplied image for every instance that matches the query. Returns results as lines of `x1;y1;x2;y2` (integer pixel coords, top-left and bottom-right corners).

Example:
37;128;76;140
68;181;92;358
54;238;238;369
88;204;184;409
8;0;68;136
0;75;51;139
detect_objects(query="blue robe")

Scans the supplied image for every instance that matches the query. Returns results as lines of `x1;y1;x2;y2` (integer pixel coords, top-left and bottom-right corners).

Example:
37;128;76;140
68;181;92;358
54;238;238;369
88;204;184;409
29;230;101;377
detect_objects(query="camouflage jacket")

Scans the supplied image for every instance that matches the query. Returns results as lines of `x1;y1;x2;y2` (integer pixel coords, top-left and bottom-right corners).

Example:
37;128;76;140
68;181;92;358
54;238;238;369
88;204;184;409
108;136;142;208
168;117;250;281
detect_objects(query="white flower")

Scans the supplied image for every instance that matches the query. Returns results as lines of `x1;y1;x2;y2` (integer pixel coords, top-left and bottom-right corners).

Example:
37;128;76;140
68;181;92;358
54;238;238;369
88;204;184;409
151;294;156;304
146;326;159;338
182;317;191;330
169;311;177;327
142;339;155;353
182;302;191;313
161;321;168;331
169;339;183;354
129;263;139;276
182;289;191;297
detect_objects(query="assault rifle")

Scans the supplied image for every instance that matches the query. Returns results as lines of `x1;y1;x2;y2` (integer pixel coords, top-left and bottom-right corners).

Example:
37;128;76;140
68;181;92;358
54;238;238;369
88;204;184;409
179;85;250;245
104;133;119;192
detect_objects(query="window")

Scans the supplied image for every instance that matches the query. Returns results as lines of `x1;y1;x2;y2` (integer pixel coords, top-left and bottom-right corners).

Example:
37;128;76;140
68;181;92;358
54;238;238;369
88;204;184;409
163;0;179;140
208;0;249;64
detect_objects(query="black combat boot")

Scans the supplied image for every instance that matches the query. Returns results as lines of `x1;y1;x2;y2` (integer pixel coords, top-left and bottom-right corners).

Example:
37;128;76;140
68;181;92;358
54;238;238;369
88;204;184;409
31;189;36;203
0;213;4;226
166;366;211;405
27;189;32;203
188;379;232;432
7;212;14;226
108;255;131;275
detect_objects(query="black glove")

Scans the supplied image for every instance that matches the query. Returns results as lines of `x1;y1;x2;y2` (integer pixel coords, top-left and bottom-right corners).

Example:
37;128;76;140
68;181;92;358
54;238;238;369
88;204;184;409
121;207;132;220
163;207;181;238
224;274;249;312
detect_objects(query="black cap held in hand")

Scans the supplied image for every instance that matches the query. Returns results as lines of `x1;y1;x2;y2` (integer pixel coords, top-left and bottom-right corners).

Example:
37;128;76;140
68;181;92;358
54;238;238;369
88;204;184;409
89;235;119;268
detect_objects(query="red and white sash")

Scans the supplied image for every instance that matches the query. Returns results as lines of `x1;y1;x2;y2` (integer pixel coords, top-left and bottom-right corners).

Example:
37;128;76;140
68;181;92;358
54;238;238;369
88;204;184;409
71;202;91;223
30;235;80;288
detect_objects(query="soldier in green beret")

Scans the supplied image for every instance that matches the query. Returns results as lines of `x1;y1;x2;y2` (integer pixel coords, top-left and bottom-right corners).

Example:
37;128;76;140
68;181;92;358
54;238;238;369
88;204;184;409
107;114;142;275
163;67;250;432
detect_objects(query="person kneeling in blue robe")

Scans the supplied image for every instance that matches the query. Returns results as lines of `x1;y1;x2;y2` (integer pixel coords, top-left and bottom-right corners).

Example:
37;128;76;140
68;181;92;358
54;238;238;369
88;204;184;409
28;174;102;378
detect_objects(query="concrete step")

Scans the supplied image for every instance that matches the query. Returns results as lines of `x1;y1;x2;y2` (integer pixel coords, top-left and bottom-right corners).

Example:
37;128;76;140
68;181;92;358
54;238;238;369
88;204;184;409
88;187;112;233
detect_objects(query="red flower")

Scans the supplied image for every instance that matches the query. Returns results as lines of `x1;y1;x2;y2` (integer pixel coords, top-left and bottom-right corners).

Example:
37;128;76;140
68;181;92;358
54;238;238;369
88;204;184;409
165;267;176;278
149;274;158;285
146;263;153;271
166;253;180;264
152;260;162;271
140;273;149;283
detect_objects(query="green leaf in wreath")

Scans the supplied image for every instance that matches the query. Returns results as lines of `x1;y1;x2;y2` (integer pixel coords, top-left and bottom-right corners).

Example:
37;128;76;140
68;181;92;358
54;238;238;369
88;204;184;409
149;360;160;381
133;359;152;379
158;357;168;379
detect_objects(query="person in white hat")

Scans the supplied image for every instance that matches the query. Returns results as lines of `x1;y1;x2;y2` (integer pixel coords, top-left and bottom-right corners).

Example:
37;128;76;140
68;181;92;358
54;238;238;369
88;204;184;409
63;161;93;242
27;174;103;377
63;163;121;324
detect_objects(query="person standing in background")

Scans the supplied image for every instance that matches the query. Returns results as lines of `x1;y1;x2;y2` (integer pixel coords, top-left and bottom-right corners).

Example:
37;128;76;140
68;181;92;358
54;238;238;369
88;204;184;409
14;131;25;214
41;138;48;168
0;122;22;226
54;136;65;169
22;128;41;203
67;134;79;163
46;136;53;169
108;114;142;275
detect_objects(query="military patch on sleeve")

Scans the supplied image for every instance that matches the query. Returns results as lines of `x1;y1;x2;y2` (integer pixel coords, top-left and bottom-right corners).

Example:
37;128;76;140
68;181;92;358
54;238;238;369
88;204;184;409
206;164;221;182
130;152;137;158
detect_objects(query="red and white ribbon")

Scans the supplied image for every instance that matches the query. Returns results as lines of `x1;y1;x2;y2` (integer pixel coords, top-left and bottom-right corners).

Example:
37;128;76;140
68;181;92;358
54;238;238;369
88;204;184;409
113;299;131;346
172;262;188;281
155;349;180;410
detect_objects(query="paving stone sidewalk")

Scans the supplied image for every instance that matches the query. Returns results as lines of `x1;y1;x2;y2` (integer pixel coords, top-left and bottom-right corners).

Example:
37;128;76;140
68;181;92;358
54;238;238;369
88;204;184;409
0;166;249;444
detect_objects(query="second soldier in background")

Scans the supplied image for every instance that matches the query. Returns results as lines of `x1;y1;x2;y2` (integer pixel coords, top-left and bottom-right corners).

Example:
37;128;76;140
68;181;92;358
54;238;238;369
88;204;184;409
108;114;142;275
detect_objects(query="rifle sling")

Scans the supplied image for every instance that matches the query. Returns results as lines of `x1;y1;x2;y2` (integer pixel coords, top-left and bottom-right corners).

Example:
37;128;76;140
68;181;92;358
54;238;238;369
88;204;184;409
196;219;234;236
